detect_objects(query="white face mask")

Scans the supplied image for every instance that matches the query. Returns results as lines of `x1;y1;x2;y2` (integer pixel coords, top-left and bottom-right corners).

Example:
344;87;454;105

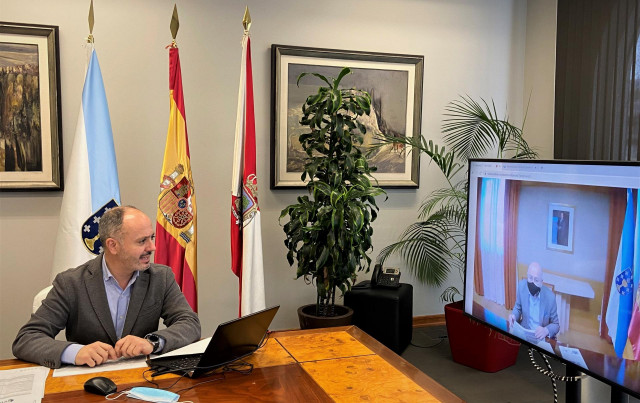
107;387;180;403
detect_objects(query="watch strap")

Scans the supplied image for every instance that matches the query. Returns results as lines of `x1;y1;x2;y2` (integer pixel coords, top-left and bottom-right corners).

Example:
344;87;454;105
144;333;161;353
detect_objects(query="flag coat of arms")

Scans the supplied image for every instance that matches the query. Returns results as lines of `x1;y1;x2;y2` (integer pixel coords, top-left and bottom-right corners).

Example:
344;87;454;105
231;33;265;316
606;188;636;357
51;47;120;280
155;46;197;312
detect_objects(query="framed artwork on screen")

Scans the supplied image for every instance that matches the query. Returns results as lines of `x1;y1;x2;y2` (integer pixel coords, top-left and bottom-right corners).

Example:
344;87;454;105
547;203;574;253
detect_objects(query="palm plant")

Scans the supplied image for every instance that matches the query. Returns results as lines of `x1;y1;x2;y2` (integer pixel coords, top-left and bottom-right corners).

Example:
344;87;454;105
373;96;537;302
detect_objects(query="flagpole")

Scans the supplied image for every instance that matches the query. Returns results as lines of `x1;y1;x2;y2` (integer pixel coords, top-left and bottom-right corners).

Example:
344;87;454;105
243;6;251;33
51;0;120;280
231;6;266;316
155;3;198;312
85;0;94;62
87;0;94;44
170;3;179;47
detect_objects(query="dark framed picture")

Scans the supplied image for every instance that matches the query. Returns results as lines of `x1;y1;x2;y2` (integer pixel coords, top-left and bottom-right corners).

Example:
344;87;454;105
547;203;574;253
0;22;62;191
271;44;423;189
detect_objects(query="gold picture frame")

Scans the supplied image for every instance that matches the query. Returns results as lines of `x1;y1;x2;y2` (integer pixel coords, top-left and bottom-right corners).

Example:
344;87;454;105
271;44;423;189
0;22;62;191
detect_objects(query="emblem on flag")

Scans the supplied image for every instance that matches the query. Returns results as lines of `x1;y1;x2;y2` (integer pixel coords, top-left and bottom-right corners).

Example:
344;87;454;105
233;174;259;226
158;164;194;242
81;199;119;255
615;267;633;295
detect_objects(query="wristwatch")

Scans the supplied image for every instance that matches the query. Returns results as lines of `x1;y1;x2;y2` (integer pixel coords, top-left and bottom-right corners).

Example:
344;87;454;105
144;333;161;354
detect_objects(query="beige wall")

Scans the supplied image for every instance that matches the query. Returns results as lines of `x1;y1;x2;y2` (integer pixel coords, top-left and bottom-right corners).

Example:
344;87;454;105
0;0;557;360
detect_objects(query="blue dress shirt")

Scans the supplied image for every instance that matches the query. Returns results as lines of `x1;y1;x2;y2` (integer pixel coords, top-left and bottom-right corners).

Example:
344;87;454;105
60;256;149;364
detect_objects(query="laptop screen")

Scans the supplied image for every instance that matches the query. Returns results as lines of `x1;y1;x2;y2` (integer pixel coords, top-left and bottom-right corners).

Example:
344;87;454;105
196;305;280;372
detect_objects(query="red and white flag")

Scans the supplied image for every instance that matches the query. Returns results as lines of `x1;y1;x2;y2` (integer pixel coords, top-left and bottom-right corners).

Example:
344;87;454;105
230;29;265;317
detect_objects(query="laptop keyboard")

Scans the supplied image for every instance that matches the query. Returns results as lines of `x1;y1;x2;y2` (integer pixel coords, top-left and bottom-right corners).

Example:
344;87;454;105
160;355;201;370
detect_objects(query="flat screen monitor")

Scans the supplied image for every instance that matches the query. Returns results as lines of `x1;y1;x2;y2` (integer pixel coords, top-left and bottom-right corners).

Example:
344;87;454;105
464;159;640;398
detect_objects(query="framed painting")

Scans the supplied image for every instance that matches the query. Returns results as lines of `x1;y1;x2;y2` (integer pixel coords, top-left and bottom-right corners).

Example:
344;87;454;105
547;203;574;253
0;22;62;191
270;44;423;189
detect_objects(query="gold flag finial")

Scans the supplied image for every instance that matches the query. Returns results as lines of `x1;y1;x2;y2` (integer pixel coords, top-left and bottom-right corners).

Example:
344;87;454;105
87;0;95;43
170;4;179;45
242;6;251;33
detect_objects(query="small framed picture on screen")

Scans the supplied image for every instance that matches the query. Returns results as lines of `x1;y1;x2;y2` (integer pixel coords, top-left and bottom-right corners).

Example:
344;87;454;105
547;203;574;253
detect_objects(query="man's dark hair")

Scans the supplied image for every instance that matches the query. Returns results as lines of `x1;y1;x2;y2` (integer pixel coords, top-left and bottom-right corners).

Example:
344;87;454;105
98;205;139;244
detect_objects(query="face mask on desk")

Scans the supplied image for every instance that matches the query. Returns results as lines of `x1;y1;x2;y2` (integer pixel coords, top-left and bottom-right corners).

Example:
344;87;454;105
107;387;180;403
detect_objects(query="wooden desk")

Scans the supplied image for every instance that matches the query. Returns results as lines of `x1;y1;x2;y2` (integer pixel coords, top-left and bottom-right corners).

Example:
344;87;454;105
0;326;463;402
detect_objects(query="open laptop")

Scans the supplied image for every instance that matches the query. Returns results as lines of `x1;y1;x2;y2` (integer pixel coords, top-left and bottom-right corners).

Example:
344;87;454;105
147;305;279;378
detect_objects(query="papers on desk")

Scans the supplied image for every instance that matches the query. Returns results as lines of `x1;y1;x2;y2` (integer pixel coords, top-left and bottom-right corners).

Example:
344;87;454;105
509;321;554;353
51;338;212;377
559;346;588;370
534;340;554;354
510;321;540;344
153;337;210;359
0;365;49;403
52;356;148;377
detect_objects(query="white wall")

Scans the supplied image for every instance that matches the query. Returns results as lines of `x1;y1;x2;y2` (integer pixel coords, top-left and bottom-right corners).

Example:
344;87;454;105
523;0;557;157
0;0;557;361
517;183;610;281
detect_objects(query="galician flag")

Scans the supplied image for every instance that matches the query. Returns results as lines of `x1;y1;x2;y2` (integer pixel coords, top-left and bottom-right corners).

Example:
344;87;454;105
231;21;265;316
51;46;120;280
626;190;640;359
155;46;197;312
606;188;636;357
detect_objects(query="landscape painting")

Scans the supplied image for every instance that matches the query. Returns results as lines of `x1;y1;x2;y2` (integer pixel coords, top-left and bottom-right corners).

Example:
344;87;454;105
271;45;423;188
0;23;62;191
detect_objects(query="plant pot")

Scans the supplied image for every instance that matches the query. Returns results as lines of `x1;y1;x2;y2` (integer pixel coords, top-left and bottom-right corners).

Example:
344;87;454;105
444;301;520;372
297;304;354;330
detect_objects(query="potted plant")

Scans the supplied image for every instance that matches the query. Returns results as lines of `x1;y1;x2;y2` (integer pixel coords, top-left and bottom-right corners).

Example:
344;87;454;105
280;67;386;329
373;96;536;371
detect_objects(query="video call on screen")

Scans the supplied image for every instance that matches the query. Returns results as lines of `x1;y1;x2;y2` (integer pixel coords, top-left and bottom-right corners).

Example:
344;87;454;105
464;160;640;396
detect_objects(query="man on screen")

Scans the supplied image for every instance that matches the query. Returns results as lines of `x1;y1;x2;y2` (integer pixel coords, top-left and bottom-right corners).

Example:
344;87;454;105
508;262;559;340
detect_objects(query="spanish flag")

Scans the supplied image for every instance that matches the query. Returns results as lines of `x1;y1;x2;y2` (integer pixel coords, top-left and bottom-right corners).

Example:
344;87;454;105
155;46;197;312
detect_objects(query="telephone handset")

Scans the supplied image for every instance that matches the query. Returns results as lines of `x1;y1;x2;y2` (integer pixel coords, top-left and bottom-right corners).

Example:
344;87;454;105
371;264;401;288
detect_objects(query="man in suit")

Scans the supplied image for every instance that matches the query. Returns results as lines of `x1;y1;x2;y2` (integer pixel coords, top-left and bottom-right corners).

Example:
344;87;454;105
508;262;559;340
13;206;201;368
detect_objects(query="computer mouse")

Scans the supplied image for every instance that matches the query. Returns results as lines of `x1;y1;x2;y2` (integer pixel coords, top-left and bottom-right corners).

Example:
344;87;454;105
83;376;117;396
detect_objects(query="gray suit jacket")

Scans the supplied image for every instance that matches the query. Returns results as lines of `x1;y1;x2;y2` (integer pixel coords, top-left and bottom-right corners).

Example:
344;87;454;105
511;278;559;339
12;255;201;368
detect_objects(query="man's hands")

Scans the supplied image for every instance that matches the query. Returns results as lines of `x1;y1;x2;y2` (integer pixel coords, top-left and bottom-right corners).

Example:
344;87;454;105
114;335;154;358
75;336;153;367
507;314;550;340
534;326;550;340
74;342;117;367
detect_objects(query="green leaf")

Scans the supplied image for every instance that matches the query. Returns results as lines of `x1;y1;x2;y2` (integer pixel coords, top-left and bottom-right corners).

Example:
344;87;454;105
316;247;329;270
330;88;342;114
297;72;331;87
306;89;325;106
334;67;351;87
327;231;336;247
351;205;364;231
355;95;371;115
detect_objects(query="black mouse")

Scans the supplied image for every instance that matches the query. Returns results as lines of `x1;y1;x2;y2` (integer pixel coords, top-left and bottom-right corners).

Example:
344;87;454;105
84;376;117;396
